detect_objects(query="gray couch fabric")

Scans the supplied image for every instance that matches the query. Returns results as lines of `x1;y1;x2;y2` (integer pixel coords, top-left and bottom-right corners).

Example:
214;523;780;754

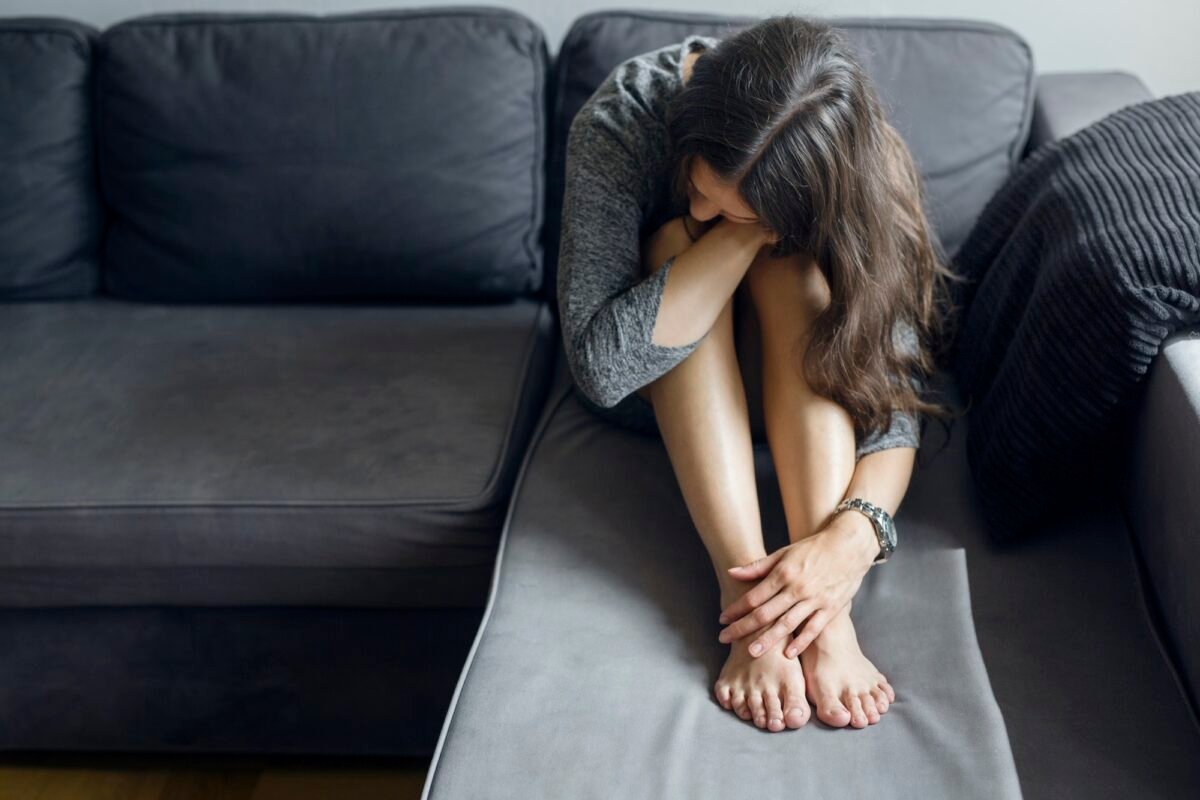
1026;71;1155;153
0;18;103;299
0;298;555;608
97;9;547;302
424;347;1200;798
423;348;1022;799
912;383;1200;798
1126;327;1200;709
542;11;1035;304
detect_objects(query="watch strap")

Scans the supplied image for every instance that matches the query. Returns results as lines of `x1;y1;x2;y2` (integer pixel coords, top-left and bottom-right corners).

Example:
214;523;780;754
836;497;895;564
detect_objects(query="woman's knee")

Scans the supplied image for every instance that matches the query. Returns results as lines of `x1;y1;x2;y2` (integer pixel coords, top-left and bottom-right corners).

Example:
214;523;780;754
745;249;831;334
642;218;693;278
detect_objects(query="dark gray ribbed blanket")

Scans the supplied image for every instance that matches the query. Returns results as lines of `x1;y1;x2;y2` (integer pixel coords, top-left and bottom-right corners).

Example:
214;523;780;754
950;91;1200;541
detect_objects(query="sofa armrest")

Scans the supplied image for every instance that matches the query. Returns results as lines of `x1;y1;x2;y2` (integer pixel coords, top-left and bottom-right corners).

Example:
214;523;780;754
1123;325;1200;708
1024;71;1154;155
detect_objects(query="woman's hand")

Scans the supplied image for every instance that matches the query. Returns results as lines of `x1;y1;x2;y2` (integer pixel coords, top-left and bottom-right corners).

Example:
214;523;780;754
716;510;880;658
754;220;782;246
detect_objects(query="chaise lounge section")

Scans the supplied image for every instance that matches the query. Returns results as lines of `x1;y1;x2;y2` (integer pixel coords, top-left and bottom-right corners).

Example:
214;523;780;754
421;11;1200;799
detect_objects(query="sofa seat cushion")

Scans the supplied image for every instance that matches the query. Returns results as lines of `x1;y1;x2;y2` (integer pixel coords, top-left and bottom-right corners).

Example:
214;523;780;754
0;298;555;608
423;346;1200;799
907;380;1200;797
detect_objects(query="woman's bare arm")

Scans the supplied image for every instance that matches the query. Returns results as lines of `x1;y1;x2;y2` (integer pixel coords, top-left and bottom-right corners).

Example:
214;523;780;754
644;216;773;348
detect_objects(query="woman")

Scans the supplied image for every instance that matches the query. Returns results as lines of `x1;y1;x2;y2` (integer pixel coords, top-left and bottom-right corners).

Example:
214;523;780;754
557;16;959;733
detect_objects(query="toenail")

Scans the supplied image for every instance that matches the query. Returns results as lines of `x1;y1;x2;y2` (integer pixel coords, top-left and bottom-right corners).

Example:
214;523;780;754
749;643;762;655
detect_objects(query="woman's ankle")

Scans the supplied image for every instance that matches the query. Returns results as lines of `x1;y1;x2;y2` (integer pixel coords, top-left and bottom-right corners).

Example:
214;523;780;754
717;572;756;610
712;548;768;609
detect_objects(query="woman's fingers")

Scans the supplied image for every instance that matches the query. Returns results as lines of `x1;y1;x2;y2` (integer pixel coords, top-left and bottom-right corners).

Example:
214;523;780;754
785;607;833;657
748;600;817;657
718;591;795;644
725;548;783;581
718;567;788;624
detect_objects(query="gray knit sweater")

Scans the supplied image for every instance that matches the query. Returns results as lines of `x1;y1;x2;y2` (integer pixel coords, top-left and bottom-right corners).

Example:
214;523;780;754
556;34;922;460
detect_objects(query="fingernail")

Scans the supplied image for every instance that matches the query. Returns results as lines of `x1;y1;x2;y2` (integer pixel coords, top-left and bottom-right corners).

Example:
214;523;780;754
718;614;728;623
749;643;762;655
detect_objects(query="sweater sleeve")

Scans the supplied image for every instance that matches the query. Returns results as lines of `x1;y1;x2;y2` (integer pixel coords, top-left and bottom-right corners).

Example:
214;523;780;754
854;320;925;460
556;106;707;409
855;403;922;461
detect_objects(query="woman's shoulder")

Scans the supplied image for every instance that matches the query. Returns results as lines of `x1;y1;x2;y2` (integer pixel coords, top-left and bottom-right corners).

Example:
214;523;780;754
564;34;721;212
569;34;720;146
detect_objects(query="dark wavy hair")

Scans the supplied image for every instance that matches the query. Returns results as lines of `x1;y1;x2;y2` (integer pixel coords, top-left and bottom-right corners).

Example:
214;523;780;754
665;15;962;448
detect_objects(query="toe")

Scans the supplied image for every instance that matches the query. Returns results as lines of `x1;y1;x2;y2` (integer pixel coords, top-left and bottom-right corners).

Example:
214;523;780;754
816;691;851;728
764;689;785;732
732;689;750;721
714;680;732;711
748;690;767;729
860;692;880;724
847;693;868;729
870;686;890;714
879;676;896;704
782;678;810;729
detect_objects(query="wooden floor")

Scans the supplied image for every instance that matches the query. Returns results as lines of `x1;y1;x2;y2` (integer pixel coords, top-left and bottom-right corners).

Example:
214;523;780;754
0;753;431;799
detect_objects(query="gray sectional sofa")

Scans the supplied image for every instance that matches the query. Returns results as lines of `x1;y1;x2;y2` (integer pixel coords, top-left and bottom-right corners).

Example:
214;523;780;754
1;7;1196;798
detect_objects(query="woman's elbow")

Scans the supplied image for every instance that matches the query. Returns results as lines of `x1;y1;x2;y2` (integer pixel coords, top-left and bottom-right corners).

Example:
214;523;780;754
575;369;625;409
562;342;622;409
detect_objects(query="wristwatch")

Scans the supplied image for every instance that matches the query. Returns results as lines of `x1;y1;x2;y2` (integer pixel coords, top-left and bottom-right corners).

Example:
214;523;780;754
835;497;897;564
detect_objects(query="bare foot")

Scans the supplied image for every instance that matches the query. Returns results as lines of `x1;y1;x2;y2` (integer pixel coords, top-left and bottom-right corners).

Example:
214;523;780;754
713;586;811;731
799;602;896;729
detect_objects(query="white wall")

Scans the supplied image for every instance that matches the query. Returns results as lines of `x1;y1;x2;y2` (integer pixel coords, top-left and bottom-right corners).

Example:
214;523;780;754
4;0;1197;96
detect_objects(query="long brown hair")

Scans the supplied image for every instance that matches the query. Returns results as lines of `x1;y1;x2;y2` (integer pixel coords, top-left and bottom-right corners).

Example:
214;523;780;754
666;15;962;448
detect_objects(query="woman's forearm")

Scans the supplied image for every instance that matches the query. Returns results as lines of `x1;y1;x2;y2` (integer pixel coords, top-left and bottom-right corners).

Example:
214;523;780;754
828;445;917;565
651;218;768;348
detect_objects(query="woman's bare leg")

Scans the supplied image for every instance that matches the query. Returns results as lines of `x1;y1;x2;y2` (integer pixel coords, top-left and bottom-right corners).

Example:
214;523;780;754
745;249;897;730
637;240;810;732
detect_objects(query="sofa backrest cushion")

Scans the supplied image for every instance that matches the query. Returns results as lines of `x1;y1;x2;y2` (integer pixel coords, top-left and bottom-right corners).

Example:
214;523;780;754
97;9;547;302
543;11;1035;306
0;18;103;300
